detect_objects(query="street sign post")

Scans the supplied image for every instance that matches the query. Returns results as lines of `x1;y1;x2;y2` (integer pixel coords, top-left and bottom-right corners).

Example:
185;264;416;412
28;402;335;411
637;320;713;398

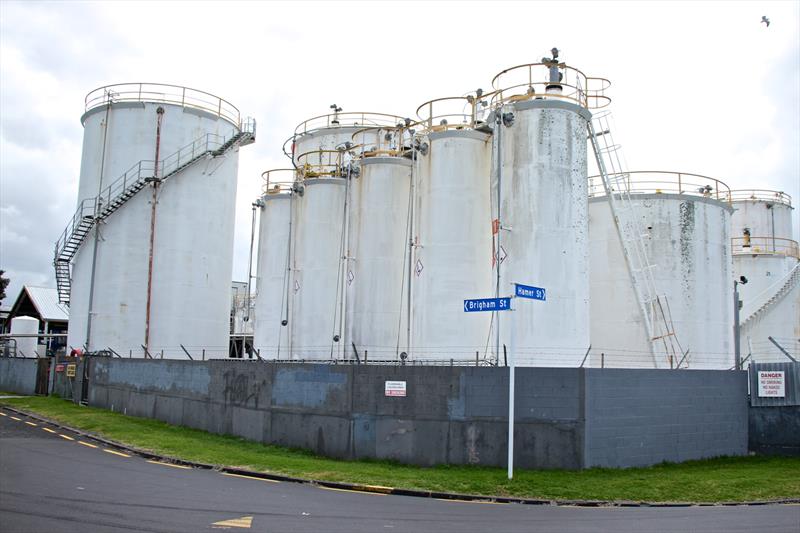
507;282;546;481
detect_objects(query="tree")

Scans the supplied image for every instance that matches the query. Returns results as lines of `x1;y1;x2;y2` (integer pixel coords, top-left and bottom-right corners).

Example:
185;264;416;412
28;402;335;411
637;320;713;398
0;270;9;304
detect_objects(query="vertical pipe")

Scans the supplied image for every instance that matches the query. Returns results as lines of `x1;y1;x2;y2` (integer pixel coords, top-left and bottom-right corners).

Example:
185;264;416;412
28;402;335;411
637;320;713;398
406;147;416;358
338;164;352;360
144;107;165;355
733;281;741;370
245;202;258;322
85;98;113;351
494;107;504;362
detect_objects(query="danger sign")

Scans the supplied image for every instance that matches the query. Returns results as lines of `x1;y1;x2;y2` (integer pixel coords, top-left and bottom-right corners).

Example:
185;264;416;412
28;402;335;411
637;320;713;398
757;371;785;398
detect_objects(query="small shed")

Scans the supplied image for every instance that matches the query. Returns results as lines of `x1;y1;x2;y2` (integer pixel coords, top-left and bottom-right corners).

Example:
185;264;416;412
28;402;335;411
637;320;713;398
5;286;69;353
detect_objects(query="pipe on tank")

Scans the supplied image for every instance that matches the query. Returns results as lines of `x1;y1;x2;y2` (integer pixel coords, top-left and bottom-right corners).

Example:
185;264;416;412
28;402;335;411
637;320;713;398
85;96;114;350
144;106;165;354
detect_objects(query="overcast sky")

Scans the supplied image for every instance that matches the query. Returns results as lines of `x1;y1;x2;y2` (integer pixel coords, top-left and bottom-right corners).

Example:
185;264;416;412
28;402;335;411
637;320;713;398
1;0;798;306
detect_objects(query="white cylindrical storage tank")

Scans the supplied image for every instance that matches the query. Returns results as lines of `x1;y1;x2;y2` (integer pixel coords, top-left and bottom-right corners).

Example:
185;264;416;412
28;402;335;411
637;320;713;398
346;156;412;360
289;171;347;360
11;316;39;357
411;97;494;362
730;190;794;249
65;83;252;358
253;170;295;359
733;242;800;364
588;172;735;369
491;60;608;366
293;112;402;167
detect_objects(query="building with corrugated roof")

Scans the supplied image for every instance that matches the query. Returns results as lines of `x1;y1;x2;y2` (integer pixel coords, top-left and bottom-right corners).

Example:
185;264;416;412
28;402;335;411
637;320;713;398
5;286;69;354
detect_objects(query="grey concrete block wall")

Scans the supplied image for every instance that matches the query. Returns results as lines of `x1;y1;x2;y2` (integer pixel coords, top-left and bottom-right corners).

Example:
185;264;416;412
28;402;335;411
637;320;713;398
0;358;38;395
86;359;748;470
583;369;748;468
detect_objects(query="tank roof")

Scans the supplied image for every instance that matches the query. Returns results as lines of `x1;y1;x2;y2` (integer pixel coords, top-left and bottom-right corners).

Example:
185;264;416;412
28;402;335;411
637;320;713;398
84;83;241;127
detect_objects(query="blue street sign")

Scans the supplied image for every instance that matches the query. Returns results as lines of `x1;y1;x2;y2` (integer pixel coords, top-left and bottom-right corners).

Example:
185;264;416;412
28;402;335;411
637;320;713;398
464;297;511;312
515;283;546;301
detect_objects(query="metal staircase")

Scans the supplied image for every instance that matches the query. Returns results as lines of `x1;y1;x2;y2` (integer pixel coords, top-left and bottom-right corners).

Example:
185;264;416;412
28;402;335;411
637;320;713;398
54;121;256;304
742;262;800;326
587;112;682;367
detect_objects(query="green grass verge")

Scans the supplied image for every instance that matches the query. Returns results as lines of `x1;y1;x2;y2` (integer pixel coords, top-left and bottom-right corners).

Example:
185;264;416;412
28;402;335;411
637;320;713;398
2;395;798;503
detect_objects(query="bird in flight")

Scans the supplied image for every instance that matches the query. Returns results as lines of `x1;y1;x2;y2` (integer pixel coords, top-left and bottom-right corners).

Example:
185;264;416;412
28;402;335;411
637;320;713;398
761;16;770;27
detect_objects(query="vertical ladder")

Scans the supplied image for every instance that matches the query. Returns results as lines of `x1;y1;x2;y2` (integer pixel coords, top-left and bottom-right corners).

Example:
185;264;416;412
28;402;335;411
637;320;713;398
587;112;683;368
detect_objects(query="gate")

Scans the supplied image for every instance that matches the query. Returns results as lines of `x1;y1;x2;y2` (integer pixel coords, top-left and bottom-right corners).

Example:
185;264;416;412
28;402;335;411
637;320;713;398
35;358;51;396
80;358;90;405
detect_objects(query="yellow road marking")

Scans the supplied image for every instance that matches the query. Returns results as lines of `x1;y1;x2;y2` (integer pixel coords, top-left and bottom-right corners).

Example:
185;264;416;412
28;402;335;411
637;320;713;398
10;416;21;421
222;472;279;483
42;427;57;434
25;421;37;427
435;498;506;505
78;440;97;449
319;486;386;496
0;412;7;416
146;460;191;470
59;434;75;441
211;516;252;529
103;449;131;458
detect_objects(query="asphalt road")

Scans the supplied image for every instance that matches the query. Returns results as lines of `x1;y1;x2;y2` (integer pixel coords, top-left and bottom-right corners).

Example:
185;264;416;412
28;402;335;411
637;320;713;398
1;408;798;533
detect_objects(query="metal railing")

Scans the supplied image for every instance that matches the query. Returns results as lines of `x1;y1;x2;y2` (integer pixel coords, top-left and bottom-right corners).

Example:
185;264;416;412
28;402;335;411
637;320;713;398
588;171;732;203
729;189;793;207
55;132;228;260
261;169;297;195
55;122;255;263
85;83;242;126
350;125;416;158
415;96;493;132
491;63;610;109
732;236;800;258
295;149;347;179
741;262;800;323
294;112;406;136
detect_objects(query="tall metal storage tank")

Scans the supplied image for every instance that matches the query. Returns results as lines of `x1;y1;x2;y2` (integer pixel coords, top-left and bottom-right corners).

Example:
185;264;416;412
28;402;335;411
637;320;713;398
289;151;348;359
252;170;295;359
345;126;413;360
730;190;799;363
292;111;403;167
60;83;254;358
411;97;494;362
730;190;794;247
490;58;609;366
588;171;734;369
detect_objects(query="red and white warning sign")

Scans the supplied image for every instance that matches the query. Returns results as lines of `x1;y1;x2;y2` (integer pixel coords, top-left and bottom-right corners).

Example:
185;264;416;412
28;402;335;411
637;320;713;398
757;371;785;398
385;380;407;397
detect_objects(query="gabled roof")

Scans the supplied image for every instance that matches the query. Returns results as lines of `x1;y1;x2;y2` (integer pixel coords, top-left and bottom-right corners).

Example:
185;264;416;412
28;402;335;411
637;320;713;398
10;286;69;322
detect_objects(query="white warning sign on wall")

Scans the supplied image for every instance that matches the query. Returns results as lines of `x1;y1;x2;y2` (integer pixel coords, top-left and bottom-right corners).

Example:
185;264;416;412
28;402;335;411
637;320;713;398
757;371;785;398
385;381;407;397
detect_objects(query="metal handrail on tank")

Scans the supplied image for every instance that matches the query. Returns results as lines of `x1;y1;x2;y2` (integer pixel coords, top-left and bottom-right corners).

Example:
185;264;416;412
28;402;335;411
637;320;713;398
350;125;416;158
261;169;297;195
587;171;732;203
55;130;241;261
731;236;800;258
729;189;793;207
415;95;495;132
491;62;611;109
295;149;347;179
294;112;406;136
85;83;242;127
